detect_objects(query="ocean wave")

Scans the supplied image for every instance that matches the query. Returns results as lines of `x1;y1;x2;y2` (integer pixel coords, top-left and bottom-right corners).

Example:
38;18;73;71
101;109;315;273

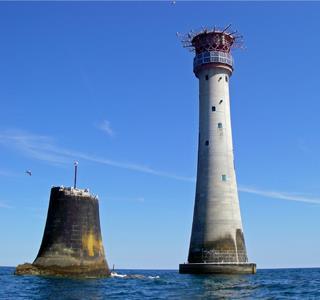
111;272;160;280
148;276;160;279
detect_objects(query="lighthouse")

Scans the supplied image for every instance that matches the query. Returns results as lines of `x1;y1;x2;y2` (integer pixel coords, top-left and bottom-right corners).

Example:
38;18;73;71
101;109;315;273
179;26;256;274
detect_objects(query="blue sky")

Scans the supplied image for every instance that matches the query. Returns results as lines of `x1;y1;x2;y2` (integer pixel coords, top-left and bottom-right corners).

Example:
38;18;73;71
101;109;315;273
1;2;320;269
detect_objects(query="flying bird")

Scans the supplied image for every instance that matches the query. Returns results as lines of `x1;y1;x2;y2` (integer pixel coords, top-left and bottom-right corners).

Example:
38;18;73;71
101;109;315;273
25;170;32;176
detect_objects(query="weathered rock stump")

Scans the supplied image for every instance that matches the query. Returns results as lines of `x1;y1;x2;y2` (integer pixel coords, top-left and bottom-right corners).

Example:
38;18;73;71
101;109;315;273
15;187;110;277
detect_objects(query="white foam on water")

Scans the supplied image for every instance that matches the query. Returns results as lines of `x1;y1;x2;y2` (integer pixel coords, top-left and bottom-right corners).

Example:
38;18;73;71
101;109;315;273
110;272;127;278
110;272;160;280
148;275;160;279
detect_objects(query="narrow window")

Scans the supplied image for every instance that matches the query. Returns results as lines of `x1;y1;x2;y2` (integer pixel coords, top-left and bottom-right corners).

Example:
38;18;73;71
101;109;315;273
222;174;227;181
218;76;222;82
225;76;228;82
205;75;209;80
219;99;223;104
218;123;223;129
212;106;216;112
205;140;209;146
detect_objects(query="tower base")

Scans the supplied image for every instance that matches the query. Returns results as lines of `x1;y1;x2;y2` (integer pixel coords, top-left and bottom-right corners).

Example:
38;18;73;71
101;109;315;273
179;263;256;274
15;186;110;278
14;262;109;277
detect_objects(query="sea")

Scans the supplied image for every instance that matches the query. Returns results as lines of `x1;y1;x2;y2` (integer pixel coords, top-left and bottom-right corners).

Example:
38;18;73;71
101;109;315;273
1;267;320;299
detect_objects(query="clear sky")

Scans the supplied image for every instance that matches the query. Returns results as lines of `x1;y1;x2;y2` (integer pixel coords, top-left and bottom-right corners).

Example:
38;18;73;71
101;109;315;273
1;2;320;269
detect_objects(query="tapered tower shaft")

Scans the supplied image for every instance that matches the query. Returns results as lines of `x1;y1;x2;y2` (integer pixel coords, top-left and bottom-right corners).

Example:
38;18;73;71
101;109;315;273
189;59;247;264
179;27;255;274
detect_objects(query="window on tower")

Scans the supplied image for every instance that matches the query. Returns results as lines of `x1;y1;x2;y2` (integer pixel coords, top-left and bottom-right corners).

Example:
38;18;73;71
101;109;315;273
205;75;209;80
205;140;209;146
225;76;228;82
222;174;227;181
212;106;216;112
218;123;223;129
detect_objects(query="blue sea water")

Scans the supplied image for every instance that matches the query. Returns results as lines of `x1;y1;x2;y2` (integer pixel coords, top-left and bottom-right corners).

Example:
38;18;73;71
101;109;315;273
1;267;320;299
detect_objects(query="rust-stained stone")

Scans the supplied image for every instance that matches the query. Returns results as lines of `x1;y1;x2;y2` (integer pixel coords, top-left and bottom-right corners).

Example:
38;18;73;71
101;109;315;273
15;263;109;277
15;187;110;277
188;230;248;263
179;263;256;274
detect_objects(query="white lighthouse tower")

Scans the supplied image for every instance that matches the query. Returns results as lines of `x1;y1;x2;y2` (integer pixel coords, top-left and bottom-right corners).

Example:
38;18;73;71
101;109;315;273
179;26;256;274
